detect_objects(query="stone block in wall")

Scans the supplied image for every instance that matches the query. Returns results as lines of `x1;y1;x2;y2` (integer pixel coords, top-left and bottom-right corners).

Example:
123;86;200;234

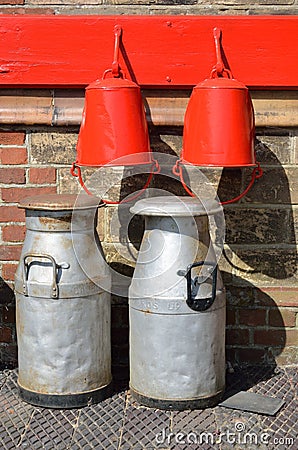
104;0;196;3
259;0;295;4
28;0;102;4
293;207;298;245
226;285;256;307
243;167;298;205
255;132;292;165
152;133;182;156
215;168;244;202
104;204;144;246
273;347;298;366
230;246;298;286
58;167;80;194
30;131;78;165
224;207;292;245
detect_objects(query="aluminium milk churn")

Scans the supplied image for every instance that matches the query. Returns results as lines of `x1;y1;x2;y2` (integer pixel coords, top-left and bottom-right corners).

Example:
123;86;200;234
15;194;112;408
129;196;226;410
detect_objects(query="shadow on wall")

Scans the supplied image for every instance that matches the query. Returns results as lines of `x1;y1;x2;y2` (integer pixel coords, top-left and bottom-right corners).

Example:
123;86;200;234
218;136;297;367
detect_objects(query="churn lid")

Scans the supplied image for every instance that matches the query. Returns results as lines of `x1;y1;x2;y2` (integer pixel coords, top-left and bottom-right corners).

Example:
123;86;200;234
130;196;222;217
18;194;102;211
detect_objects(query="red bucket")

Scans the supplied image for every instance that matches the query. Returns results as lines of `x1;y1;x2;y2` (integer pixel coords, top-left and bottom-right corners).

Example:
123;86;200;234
182;75;255;167
76;74;152;167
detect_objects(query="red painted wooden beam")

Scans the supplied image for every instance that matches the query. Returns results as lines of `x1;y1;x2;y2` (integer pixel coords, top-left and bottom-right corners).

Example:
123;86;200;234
0;15;297;88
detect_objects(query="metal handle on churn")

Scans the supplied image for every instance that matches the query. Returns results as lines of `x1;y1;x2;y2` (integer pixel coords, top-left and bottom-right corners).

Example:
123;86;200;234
22;253;59;299
185;261;218;312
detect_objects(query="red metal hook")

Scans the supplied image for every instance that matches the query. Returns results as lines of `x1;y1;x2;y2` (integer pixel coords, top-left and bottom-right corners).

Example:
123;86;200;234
213;28;224;75
111;25;122;78
211;27;232;79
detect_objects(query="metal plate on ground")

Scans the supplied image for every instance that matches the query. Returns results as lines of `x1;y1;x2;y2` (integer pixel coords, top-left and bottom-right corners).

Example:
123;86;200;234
219;391;285;416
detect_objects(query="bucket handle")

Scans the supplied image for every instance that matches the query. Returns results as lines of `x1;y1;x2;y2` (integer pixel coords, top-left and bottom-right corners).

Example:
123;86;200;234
181;261;218;312
71;160;160;204
172;159;263;204
210;27;233;79
22;253;59;299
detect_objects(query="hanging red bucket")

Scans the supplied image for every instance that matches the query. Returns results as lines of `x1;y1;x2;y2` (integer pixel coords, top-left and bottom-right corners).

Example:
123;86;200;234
181;28;255;167
75;25;152;167
76;75;152;167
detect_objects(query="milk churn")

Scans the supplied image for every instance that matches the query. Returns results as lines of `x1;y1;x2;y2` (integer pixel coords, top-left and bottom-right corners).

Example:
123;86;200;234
129;196;226;410
15;194;112;408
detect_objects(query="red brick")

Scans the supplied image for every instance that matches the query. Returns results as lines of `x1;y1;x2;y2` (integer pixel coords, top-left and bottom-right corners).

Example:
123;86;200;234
0;132;25;145
29;167;56;184
225;347;237;364
2;224;26;242
0;168;25;184
237;348;267;364
1;186;56;203
238;309;267;327
2;305;15;324
2;263;18;281
1;344;17;366
254;329;286;346
0;147;27;164
226;329;250;346
0;282;15;305
226;309;236;326
254;288;298;307
269;309;297;328
0;206;25;222
0;0;24;4
0;326;12;343
0;244;22;261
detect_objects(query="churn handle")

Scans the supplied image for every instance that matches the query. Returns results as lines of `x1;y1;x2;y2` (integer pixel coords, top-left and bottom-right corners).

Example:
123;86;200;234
22;253;59;299
184;261;217;312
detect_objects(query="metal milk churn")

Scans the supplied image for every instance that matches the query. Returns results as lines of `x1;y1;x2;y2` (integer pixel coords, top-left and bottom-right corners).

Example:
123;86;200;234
14;194;112;408
129;196;226;410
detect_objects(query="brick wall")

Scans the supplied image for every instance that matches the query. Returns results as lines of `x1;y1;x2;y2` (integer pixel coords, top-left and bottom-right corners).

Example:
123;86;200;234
0;2;297;381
